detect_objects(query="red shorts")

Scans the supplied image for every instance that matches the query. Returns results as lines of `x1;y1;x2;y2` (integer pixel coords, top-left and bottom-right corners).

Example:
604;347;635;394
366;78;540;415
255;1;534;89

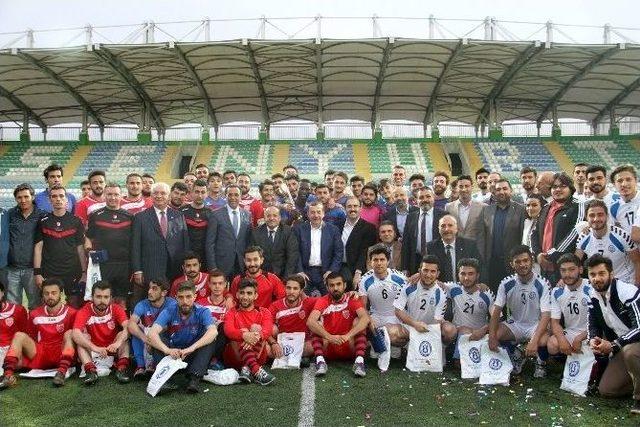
326;342;354;361
22;343;64;370
222;342;268;369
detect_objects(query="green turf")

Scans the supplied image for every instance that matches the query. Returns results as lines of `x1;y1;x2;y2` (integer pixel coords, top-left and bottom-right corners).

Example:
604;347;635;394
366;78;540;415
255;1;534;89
0;359;636;427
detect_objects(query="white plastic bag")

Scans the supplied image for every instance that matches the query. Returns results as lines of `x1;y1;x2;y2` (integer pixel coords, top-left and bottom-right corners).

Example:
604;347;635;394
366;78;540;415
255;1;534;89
147;356;188;397
459;334;487;379
84;254;102;301
203;368;240;386
78;351;114;378
377;327;392;372
20;367;76;379
560;342;595;397
272;332;305;369
0;345;7;376
405;324;443;373
479;342;513;386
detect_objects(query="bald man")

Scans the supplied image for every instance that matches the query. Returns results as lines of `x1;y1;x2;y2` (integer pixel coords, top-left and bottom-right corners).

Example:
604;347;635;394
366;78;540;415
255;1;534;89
536;171;555;203
251;206;299;278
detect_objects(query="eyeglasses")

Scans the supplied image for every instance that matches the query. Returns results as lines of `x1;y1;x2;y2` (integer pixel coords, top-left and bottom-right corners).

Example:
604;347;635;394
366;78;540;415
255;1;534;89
552;184;568;189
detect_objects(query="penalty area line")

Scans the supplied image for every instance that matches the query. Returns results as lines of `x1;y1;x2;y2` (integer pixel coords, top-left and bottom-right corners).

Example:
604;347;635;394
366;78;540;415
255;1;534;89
297;367;316;427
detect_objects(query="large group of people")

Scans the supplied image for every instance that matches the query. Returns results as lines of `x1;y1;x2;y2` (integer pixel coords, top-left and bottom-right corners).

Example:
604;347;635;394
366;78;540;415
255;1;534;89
1;159;640;413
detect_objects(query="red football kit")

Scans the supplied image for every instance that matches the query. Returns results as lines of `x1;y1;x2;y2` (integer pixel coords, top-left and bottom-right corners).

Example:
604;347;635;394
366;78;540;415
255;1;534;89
75;195;106;226
230;272;285;309
120;196;153;215
0;302;28;347
268;297;317;334
313;294;365;360
223;306;273;369
171;272;210;299
23;304;77;369
196;295;229;323
73;303;128;347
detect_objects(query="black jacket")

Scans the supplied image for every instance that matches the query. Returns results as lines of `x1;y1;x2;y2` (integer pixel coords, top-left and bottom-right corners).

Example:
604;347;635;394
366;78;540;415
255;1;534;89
425;237;482;283
531;200;584;263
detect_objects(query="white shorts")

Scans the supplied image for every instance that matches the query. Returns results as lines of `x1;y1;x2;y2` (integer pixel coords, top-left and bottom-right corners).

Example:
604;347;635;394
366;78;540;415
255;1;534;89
563;329;586;345
372;314;401;327
503;320;538;343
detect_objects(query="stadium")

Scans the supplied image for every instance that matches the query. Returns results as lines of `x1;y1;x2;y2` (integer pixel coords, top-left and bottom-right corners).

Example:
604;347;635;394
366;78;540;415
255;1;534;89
1;10;640;427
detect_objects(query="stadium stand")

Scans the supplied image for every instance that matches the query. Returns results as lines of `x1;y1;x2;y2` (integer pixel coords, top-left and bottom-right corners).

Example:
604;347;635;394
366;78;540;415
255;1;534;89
473;139;560;179
558;139;640;171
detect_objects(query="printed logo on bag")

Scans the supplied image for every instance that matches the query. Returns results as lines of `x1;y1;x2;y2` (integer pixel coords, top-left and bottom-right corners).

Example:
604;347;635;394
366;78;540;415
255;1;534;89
283;344;294;356
489;358;503;370
568;360;580;377
469;347;481;363
155;365;171;380
419;341;432;357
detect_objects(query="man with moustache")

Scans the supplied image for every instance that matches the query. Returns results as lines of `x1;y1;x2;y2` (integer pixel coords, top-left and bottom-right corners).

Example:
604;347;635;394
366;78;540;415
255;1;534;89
367;221;402;271
586;165;619;207
332;172;349;207
519;166;538;201
72;281;130;385
230;246;285;309
35;164;77;213
445;175;484;242
339;196;378;287
169;253;210;300
360;184;385;228
141;174;155;199
432;171;450;211
535;171;555;203
181;179;212;269
169;182;189;210
121;173;153;215
75;170;107;227
194;164;209;181
149;281;218;393
383;185;417;239
472;168;491;203
609;165;640;235
573;163;589;202
251;206;299;278
0;279;76;389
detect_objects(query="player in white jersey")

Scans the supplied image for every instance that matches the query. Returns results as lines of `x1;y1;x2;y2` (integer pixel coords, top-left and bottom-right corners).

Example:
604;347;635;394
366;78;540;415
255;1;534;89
585;165;620;210
547;254;592;357
489;245;551;377
358;244;407;347
609;165;640;234
576;199;640;285
393;255;457;345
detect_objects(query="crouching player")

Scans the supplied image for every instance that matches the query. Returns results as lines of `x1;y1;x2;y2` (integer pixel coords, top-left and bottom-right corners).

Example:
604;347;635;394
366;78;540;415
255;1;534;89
0;280;28;377
0;279;76;389
547;254;591;357
196;270;233;369
393;255;457;347
307;272;370;377
268;274;318;365
488;245;551;378
128;278;177;379
223;278;276;385
148;281;218;393
72;280;130;385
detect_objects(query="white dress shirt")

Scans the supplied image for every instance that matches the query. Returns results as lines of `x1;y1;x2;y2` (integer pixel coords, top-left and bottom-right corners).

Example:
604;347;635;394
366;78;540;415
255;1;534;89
309;223;323;267
154;206;167;224
457;201;471;230
341;218;358;262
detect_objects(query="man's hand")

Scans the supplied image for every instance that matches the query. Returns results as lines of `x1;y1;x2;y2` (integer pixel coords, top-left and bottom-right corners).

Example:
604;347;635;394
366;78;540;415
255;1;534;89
166;348;182;359
84;242;93;252
469;329;486;341
525;339;538;357
488;334;499;352
327;334;344;346
592;338;613;356
92;346;108;357
242;331;260;347
133;272;144;286
35;274;44;288
180;346;195;359
352;272;362;287
558;337;573;356
538;253;554;271
106;343;120;354
271;343;283;359
413;321;429;333
477;283;490;292
408;273;420;284
323;271;331;280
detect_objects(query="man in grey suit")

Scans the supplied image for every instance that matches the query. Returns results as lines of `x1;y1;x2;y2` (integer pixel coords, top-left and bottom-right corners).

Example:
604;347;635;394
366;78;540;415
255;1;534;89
445;175;484;242
251;206;299;278
477;179;526;291
205;184;252;280
131;182;190;303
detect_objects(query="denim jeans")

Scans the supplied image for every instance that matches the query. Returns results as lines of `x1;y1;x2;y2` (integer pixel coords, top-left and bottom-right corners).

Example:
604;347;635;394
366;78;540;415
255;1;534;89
5;266;40;309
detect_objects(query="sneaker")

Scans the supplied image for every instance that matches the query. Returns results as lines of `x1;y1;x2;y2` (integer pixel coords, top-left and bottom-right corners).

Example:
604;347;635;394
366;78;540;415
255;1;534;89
631;400;640;415
238;366;252;383
133;367;147;380
315;360;328;376
52;371;66;387
209;360;225;371
509;346;525;376
533;361;547;378
83;371;99;386
185;376;201;393
253;368;276;386
300;357;311;368
116;369;131;384
352;362;366;378
0;374;17;390
159;380;179;394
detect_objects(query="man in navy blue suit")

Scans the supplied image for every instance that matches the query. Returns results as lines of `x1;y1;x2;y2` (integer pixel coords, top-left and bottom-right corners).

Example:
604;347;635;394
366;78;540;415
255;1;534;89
131;182;190;303
294;201;343;295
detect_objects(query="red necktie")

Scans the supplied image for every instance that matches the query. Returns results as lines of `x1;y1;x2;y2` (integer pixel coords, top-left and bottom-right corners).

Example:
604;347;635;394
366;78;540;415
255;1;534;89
542;201;562;253
160;210;168;238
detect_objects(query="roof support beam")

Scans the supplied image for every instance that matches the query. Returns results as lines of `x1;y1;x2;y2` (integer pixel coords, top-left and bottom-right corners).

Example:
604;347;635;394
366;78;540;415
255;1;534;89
593;75;640;125
243;40;270;126
315;38;323;126
17;51;105;128
92;45;165;131
475;41;544;128
371;38;394;126
0;83;47;129
423;39;467;125
171;43;218;129
536;44;623;124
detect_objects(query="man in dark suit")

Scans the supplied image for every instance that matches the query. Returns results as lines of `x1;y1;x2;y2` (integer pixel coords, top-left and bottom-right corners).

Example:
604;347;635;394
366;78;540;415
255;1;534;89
532;172;584;283
477;179;526;290
367;220;403;271
401;187;445;276
205;184;252;280
294;201;343;295
251;205;299;278
131;182;190;303
383;186;418;240
426;214;482;283
337;197;378;287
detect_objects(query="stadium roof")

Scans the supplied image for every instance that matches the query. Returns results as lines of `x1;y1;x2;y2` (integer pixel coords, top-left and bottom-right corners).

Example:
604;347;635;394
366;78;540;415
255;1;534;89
1;38;640;130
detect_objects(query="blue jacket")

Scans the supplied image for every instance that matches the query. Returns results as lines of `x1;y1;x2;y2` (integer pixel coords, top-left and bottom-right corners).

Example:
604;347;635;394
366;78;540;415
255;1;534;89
0;208;9;268
293;221;343;274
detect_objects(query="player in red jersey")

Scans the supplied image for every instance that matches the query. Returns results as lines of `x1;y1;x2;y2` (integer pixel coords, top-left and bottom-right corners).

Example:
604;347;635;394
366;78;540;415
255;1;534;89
230;246;285;309
0;281;28;385
268;275;317;363
170;252;210;299
120;173;153;215
0;279;76;389
72;280;130;385
75;170;107;227
307;272;370;377
223;277;276;385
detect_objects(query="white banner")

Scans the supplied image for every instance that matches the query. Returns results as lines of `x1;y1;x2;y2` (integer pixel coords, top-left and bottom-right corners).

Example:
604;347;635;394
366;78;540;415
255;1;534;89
479;342;513;386
560;342;595;397
20;367;76;379
405;324;443;373
458;334;487;379
272;332;305;369
147;356;188;397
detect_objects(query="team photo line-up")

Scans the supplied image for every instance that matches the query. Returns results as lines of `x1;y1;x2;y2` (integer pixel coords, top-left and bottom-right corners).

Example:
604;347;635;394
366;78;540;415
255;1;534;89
1;160;640;411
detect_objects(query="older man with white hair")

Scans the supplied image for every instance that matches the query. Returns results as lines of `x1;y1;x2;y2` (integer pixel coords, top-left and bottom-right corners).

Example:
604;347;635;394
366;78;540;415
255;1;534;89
131;182;190;304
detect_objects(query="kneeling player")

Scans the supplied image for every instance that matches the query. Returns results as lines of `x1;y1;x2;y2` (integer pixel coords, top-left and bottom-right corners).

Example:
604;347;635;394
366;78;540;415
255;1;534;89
0;279;76;389
196;269;233;369
393;255;457;346
307;272;370;377
0;280;28;375
488;245;551;378
72;280;131;385
128;278;177;379
224;278;276;385
547;254;591;356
